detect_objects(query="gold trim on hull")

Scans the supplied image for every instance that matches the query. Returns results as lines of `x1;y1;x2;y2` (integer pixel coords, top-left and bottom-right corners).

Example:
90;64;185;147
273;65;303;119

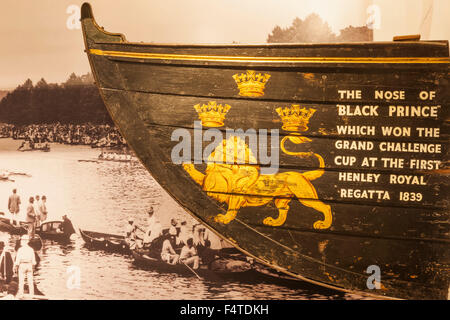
89;48;450;64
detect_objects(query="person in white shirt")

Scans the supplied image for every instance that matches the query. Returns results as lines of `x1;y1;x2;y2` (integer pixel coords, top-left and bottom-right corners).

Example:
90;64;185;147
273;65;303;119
142;207;162;246
142;211;153;246
161;236;179;265
14;235;36;298
192;224;206;247
143;220;162;246
204;228;232;250
146;207;155;226
179;238;199;269
26;197;36;238
168;218;178;238
39;196;48;222
125;219;137;237
34;195;42;227
125;219;143;249
177;221;190;246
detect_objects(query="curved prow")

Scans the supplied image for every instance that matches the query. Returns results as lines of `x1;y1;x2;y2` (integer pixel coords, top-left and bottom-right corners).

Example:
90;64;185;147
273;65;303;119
81;2;94;19
81;2;127;46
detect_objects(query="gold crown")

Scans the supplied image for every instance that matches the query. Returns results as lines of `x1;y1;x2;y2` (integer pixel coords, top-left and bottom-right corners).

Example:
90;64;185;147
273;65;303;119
232;70;271;97
194;101;231;127
276;105;316;132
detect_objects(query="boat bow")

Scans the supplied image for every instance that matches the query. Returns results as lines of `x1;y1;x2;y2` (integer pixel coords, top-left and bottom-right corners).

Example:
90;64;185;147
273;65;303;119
81;3;449;299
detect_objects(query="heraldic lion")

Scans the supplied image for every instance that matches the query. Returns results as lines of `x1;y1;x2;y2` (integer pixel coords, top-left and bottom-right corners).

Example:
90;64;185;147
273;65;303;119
182;136;332;229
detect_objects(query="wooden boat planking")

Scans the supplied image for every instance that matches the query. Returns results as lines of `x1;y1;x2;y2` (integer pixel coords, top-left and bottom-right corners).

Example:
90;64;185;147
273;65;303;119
81;3;449;299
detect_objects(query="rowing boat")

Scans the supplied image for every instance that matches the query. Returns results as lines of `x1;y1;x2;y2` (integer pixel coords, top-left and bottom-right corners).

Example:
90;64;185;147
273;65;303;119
79;229;130;255
37;220;75;243
18;145;50;152
0;217;43;251
132;249;254;280
79;227;179;255
0;216;72;245
81;3;449;299
0;216;27;235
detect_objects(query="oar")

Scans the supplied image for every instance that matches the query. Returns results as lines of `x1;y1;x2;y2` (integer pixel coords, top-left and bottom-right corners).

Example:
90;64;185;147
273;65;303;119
182;262;201;280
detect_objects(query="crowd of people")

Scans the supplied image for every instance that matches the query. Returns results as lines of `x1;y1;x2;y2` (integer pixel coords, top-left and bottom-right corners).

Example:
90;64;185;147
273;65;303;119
8;188;48;237
1;188;55;299
0;123;126;149
126;208;222;270
2;193;225;298
0;124;14;138
1;188;77;300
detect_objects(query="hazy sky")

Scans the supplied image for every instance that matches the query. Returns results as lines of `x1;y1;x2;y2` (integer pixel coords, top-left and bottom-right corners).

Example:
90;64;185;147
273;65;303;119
0;0;448;89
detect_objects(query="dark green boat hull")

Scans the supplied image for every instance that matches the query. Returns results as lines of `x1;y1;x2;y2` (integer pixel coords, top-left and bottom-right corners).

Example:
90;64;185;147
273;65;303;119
81;3;449;299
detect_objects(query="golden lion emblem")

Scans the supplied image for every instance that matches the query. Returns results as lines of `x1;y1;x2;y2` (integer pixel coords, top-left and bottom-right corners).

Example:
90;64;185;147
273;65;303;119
183;136;332;229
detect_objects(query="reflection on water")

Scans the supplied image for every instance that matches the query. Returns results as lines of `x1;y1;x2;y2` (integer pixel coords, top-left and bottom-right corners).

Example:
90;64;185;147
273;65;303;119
0;138;363;300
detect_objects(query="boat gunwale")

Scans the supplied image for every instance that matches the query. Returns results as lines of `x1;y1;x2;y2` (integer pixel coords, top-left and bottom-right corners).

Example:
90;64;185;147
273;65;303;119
89;48;450;65
92;40;450;51
79;228;125;241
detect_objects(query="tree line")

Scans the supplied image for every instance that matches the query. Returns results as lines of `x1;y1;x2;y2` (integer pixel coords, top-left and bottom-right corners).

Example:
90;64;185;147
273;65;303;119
267;13;372;43
0;73;112;125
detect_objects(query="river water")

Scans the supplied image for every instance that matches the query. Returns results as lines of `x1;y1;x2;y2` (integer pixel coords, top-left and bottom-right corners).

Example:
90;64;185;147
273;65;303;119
0;138;364;300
